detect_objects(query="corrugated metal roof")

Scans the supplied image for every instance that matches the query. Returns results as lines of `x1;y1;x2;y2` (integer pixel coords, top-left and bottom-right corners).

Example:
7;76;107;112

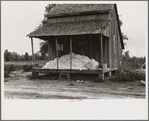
46;4;114;17
27;19;111;37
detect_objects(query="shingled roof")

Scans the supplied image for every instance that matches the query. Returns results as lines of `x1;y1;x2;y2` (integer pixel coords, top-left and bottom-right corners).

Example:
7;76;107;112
27;19;111;37
46;4;114;17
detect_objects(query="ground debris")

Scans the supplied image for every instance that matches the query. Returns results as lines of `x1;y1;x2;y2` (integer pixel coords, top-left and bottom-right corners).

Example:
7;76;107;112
4;71;146;99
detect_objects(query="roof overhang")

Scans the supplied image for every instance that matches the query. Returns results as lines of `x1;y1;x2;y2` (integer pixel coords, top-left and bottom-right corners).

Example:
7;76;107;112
27;19;111;38
114;4;124;49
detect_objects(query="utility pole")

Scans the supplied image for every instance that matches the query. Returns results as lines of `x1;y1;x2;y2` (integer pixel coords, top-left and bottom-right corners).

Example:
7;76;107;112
137;52;138;58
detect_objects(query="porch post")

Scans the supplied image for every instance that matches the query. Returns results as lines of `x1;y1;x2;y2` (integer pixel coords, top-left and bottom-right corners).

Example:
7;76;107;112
47;40;50;61
56;38;59;69
101;35;104;80
70;37;72;69
31;37;35;67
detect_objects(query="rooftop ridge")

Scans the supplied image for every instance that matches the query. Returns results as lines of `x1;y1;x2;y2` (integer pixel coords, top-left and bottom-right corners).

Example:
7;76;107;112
46;4;114;18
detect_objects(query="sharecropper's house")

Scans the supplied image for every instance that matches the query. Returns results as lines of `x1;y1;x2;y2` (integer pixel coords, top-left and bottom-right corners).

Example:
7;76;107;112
27;4;124;80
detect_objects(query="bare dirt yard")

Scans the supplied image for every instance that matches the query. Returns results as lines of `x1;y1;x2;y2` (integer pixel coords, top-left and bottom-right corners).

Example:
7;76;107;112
4;71;145;99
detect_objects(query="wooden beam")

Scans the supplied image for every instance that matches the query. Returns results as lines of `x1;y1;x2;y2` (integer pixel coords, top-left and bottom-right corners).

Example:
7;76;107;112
46;10;110;18
101;35;103;67
115;16;118;68
101;35;104;80
31;37;35;67
56;38;59;69
70;37;72;69
109;11;112;68
47;40;50;61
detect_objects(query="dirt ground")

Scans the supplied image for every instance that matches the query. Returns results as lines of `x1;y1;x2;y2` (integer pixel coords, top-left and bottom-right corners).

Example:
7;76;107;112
4;71;146;99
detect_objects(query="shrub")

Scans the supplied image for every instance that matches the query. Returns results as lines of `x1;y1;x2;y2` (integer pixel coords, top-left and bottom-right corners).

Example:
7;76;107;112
4;64;17;78
23;65;33;72
4;65;10;78
15;65;23;71
109;70;142;82
9;64;16;71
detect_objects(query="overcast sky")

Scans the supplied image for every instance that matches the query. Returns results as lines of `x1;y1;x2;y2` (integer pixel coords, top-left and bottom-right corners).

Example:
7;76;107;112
1;1;148;57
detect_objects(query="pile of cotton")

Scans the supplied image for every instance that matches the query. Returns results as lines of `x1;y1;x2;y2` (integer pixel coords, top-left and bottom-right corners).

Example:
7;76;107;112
42;53;99;70
85;59;99;70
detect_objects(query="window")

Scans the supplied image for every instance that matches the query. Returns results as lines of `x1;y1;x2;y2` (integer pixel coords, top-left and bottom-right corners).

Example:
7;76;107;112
57;43;63;51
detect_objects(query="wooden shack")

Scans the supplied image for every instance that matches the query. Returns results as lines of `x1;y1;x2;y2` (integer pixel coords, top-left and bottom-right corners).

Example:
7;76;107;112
27;4;124;80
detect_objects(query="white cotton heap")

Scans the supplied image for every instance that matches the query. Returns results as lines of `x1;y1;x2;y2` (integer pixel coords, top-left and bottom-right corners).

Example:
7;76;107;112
84;59;99;70
42;53;99;70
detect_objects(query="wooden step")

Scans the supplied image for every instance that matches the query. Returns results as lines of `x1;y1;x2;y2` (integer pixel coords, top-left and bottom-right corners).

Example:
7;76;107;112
59;73;70;81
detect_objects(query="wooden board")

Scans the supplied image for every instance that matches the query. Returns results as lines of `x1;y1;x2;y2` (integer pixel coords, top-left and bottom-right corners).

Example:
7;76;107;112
32;68;118;74
48;13;109;23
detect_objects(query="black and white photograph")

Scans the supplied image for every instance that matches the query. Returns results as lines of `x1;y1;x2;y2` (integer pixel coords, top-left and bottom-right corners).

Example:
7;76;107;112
1;1;148;120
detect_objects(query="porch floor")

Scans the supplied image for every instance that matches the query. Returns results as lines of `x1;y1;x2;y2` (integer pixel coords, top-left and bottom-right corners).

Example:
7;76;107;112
32;68;118;74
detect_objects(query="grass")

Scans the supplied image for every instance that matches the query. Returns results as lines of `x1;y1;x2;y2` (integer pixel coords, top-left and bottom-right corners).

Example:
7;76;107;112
109;70;145;82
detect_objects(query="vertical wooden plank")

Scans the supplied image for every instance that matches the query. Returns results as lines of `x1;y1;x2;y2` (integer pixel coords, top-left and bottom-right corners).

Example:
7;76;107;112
103;39;106;63
109;11;112;69
47;40;50;61
48;40;53;61
101;35;103;66
114;17;116;68
101;35;104;80
31;37;35;67
56;38;59;69
70;37;72;69
89;35;92;58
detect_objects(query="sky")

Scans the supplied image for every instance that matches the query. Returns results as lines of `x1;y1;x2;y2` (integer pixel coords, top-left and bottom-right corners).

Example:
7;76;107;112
1;1;148;57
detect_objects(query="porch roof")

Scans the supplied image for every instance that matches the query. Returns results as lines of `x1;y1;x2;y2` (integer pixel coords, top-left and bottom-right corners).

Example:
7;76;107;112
27;19;111;38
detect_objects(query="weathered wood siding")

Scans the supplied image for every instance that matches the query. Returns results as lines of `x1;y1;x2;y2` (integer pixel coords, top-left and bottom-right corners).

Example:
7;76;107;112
71;35;102;64
48;39;56;61
103;36;109;67
112;7;123;68
108;7;123;69
47;13;109;23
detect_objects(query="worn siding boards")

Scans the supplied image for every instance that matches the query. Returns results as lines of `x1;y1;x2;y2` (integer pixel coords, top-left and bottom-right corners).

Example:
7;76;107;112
73;35;102;64
47;13;109;23
109;11;113;68
113;7;119;68
107;6;123;69
103;37;109;66
111;18;114;68
112;7;122;68
48;39;56;61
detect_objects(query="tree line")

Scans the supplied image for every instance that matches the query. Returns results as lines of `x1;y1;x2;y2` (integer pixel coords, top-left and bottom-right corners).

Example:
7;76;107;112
4;49;47;61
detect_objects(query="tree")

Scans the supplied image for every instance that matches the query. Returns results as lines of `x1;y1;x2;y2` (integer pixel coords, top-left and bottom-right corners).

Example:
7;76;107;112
4;50;12;61
24;52;30;61
4;50;15;61
39;41;48;56
35;4;56;30
4;50;8;61
124;51;130;61
34;51;47;60
36;4;56;56
119;16;129;40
